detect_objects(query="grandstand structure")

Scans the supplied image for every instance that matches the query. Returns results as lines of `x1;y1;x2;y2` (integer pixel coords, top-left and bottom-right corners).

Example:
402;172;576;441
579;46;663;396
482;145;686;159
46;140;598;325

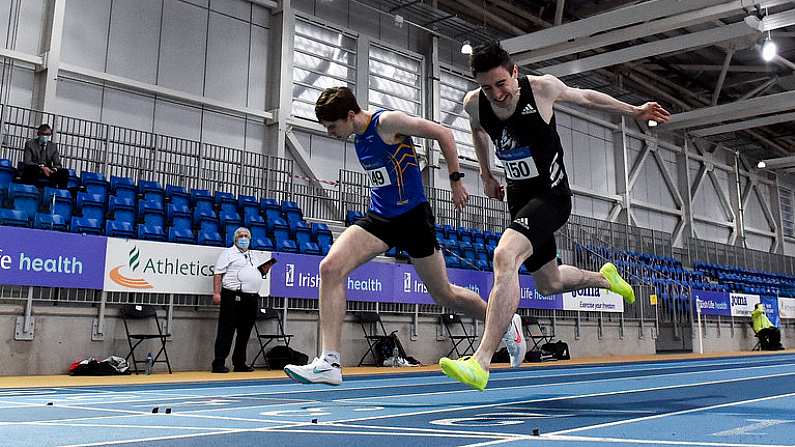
0;0;794;375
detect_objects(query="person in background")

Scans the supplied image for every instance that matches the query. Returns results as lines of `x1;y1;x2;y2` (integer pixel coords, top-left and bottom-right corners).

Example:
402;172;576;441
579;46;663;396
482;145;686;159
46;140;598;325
22;124;68;188
211;227;273;373
752;303;783;351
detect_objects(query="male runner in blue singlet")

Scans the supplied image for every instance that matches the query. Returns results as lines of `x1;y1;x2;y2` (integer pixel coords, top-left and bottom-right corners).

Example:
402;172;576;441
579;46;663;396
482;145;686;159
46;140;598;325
440;43;671;390
284;87;527;385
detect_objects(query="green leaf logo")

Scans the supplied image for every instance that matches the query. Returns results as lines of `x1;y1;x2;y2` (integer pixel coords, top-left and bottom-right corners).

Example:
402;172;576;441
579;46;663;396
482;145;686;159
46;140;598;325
129;246;140;272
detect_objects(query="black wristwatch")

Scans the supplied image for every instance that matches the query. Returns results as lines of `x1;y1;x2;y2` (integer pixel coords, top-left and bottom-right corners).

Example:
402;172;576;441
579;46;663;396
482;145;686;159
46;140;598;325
449;171;465;182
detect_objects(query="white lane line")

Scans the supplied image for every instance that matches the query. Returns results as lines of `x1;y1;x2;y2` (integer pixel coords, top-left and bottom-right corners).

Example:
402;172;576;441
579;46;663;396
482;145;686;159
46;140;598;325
544;434;795;447
545;391;795;436
330;362;795;404
317;370;795;426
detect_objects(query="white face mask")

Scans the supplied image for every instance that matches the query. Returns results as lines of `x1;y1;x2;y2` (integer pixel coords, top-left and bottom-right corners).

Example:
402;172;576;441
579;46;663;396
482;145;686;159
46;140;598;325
38;135;50;144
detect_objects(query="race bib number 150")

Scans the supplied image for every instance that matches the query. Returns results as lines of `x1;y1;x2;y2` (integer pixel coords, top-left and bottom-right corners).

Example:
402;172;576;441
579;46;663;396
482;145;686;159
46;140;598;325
503;156;539;180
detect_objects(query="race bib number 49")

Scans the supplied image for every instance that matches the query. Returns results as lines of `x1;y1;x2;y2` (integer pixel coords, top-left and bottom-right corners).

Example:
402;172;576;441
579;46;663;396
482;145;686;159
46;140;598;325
503;156;539;180
367;166;392;187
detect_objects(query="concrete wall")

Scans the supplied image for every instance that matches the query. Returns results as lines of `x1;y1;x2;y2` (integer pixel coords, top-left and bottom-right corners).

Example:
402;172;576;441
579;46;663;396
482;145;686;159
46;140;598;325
4;305;661;375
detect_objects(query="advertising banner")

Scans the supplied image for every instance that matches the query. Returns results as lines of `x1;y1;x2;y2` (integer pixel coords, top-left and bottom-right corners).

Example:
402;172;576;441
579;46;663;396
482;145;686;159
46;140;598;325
779;297;795;319
729;293;761;317
562;288;624;313
268;252;393;301
104;238;271;296
693;290;732;316
0;227;106;289
760;295;780;327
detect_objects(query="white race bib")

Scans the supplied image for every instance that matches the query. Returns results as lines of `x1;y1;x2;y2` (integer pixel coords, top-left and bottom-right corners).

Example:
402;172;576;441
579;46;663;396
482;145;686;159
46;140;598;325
367;166;392;188
503;156;539;181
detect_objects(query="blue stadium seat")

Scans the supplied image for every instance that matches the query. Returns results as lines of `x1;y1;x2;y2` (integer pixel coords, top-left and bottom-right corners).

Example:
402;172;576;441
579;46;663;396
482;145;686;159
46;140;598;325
9;183;39;220
67;169;79;190
244;212;265;227
261;198;282;223
167;202;191;222
345;210;364;226
215;191;237;214
138;180;164;206
105;220;135;238
138;199;164;227
71;216;103;235
0;159;14;194
275;237;298;253
42;187;73;221
445;255;460;268
165;184;190;209
519;264;529;274
317;232;332;254
198;227;224;246
472;230;485;245
193;207;217;226
191;188;213;208
250;224;273;250
239;194;258;208
458;227;473;243
267;216;288;234
295;225;313;247
300;241;321;255
281;200;303;224
169;226;195;244
110;176;136;201
385;247;398;257
220;210;241;239
475;259;489;271
108;195;135;224
289;219;310;236
34;213;68;231
0;208;29;227
80;172;108;197
273;225;297;253
311;222;332;239
137;223;165;241
76;192;105;222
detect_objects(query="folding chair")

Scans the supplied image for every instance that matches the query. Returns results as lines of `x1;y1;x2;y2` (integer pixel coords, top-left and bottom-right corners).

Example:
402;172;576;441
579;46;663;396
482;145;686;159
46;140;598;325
120;304;172;374
522;316;555;352
750;322;762;351
250;307;294;369
355;311;391;366
440;313;477;358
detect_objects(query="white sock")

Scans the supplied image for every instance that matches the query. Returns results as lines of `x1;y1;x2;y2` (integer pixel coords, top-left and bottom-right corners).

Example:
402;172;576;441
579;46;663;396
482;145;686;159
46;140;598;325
322;351;341;367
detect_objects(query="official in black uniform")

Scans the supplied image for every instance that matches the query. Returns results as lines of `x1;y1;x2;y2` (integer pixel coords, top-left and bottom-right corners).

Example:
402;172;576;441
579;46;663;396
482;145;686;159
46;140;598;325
439;42;671;390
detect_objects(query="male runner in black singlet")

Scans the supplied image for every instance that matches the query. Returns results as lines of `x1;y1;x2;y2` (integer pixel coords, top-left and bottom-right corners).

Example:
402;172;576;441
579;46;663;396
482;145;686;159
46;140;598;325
440;42;671;390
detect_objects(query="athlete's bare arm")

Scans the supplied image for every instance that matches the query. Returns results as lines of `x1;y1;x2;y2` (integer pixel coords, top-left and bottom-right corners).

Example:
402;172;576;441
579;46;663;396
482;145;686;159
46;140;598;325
464;90;504;201
530;74;671;124
378;110;470;209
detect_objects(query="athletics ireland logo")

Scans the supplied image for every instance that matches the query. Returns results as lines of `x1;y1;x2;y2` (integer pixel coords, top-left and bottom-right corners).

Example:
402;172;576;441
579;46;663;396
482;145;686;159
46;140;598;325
109;245;153;289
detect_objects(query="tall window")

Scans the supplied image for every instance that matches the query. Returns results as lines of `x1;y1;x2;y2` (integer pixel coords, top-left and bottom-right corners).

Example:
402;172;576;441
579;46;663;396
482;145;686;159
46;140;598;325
368;43;423;117
440;67;478;161
292;17;357;121
780;186;794;238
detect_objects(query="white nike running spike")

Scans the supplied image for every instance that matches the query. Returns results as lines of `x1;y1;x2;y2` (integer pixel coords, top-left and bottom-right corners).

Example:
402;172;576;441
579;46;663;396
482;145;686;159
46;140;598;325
284;357;342;385
502;313;527;368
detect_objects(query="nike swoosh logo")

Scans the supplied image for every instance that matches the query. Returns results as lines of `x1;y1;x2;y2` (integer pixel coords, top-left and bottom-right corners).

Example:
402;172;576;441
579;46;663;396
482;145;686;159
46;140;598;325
513;322;522;344
313;367;332;374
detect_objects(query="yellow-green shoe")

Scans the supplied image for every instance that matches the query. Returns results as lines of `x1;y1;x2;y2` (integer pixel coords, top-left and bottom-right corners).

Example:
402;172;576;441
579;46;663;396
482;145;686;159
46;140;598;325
600;262;635;304
439;356;489;391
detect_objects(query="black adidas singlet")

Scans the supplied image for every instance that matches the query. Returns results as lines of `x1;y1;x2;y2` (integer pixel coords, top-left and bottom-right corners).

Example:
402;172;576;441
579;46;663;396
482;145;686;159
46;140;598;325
478;76;570;198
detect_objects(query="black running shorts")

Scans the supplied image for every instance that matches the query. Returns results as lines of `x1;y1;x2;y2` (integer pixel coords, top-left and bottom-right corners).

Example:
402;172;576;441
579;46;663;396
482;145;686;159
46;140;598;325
506;190;572;273
354;202;439;258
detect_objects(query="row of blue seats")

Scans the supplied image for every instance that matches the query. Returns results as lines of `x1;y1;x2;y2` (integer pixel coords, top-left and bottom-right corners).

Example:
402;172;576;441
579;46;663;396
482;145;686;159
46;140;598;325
0;208;333;254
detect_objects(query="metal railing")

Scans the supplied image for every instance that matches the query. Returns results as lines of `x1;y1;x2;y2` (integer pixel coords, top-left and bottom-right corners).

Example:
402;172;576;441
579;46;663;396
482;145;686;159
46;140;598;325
2;101;795;339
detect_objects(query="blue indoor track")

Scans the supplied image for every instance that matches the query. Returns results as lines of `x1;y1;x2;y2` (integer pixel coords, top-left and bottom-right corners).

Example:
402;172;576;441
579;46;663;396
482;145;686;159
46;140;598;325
2;354;795;447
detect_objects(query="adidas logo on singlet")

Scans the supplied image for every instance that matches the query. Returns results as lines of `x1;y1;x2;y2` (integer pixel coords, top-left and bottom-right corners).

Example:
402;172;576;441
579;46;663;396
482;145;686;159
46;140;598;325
521;104;537;115
514;217;530;229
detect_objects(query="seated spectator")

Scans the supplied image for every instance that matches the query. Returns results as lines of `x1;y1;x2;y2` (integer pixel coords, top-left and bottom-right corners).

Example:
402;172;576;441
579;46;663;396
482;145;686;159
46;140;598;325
752;303;784;351
22;124;68;189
